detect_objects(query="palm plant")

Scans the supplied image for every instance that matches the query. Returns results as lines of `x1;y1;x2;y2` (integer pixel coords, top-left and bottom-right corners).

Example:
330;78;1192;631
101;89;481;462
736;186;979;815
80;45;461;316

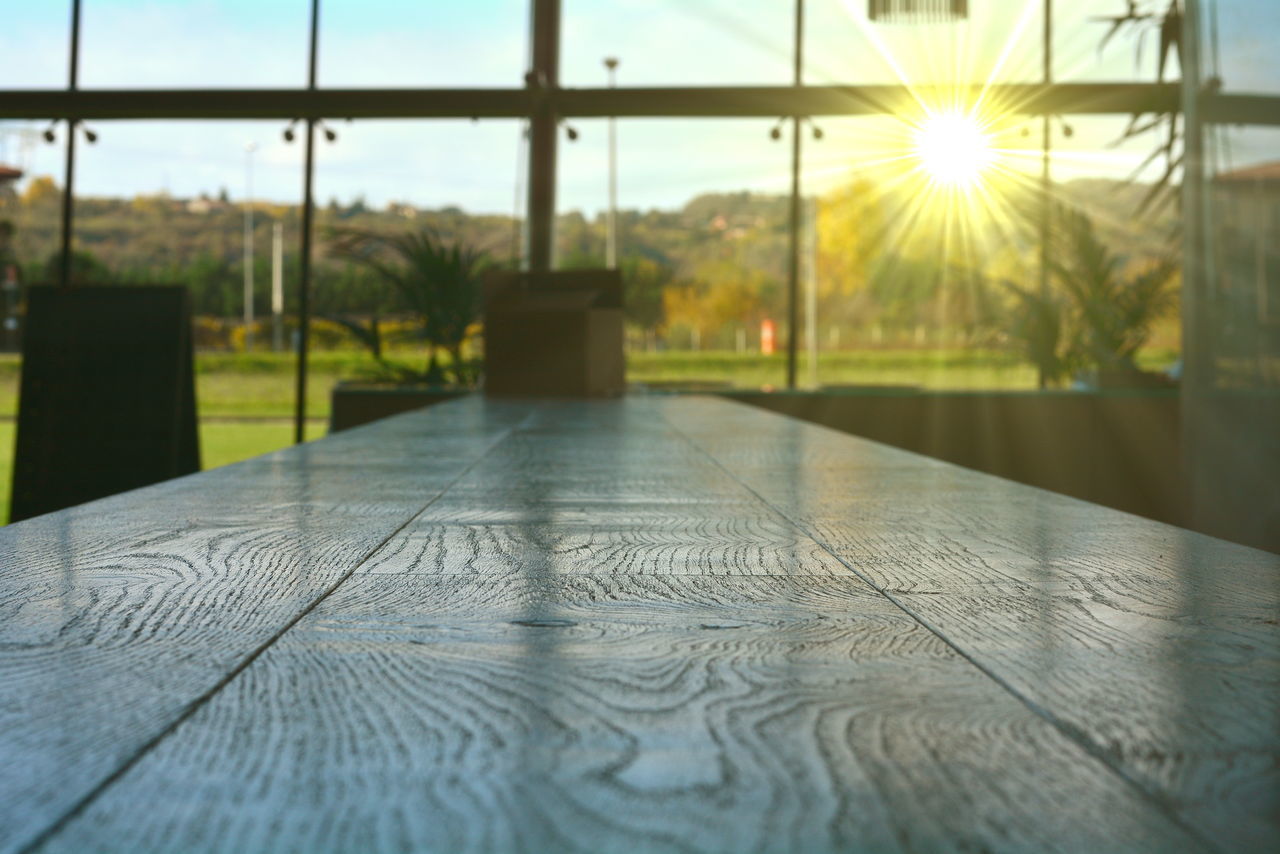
1096;1;1186;216
327;227;490;385
1050;206;1178;375
1003;282;1076;387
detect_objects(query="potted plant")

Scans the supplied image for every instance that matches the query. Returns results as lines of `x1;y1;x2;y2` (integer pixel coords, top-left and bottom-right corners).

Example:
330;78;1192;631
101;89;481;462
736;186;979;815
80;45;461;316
1050;206;1179;388
1002;281;1076;389
325;226;492;429
999;204;1178;389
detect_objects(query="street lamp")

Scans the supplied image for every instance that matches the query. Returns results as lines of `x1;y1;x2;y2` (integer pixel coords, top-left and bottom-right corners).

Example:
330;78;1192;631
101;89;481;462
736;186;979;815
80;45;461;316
243;141;257;351
604;56;619;269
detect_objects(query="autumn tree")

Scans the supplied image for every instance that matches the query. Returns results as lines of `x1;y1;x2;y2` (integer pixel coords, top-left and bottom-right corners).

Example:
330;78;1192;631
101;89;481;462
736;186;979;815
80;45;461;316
21;176;60;210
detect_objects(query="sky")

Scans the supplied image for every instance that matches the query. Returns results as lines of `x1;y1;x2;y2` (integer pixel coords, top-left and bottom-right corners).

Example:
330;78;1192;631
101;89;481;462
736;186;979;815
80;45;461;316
2;0;1277;216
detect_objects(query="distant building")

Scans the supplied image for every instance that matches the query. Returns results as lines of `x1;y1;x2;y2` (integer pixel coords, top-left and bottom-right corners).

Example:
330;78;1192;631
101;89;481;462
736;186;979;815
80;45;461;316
1210;161;1280;383
1213;161;1280;323
186;194;228;215
0;164;23;200
0;169;23;351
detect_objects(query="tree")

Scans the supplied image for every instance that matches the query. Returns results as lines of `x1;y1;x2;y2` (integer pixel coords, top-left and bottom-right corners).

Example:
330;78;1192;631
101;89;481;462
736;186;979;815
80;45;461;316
21;176;60;209
662;260;778;345
620;255;673;331
815;177;884;303
42;248;110;285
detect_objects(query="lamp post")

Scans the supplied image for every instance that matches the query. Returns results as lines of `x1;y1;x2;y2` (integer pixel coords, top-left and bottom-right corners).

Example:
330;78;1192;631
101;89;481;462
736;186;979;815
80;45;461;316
604;56;620;269
243;141;257;351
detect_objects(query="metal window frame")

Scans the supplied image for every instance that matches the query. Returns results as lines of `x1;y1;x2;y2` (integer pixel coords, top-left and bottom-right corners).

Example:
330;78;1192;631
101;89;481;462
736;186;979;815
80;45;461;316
4;0;1278;441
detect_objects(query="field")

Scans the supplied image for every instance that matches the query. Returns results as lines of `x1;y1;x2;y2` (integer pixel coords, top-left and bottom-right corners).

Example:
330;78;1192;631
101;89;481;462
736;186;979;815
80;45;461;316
0;346;1178;524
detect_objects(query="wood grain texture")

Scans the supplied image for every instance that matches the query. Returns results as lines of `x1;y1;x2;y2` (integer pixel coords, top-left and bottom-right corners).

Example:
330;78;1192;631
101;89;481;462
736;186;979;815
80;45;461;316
359;401;843;577
0;398;533;854
31;399;1207;853
660;395;1280;851
39;573;1207;853
10;396;1275;852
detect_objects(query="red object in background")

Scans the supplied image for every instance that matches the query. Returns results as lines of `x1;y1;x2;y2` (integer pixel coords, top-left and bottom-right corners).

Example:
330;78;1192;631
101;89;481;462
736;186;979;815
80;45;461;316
760;319;775;355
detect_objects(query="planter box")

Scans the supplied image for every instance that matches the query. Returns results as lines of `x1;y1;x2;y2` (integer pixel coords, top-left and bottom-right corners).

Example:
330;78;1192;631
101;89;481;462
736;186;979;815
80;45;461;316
724;389;1183;531
330;383;470;433
483;270;624;397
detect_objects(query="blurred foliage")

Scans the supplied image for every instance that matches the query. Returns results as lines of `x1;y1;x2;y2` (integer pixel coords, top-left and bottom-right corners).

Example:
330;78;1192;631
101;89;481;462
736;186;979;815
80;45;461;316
0;171;1179;387
1051;205;1179;373
327;226;492;386
1001;204;1179;386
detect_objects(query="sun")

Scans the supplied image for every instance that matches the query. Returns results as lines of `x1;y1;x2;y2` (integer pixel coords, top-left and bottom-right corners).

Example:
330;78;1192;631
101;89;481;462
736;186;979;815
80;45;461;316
913;112;995;189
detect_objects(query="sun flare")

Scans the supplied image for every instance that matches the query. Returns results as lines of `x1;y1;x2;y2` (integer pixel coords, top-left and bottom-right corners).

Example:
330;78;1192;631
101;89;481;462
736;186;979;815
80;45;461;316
913;112;995;189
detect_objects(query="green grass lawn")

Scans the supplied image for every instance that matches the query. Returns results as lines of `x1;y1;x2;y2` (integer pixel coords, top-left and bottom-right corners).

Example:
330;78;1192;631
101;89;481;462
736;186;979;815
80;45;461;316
0;419;327;525
626;350;1040;390
200;420;329;470
0;346;1180;524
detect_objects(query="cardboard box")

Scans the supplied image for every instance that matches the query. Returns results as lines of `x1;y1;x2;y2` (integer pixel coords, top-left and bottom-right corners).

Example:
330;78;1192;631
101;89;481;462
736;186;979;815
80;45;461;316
483;269;625;397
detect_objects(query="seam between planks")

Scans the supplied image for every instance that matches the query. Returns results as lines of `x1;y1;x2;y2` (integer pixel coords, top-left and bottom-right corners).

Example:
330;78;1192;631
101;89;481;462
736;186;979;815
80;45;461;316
655;399;1225;854
17;405;540;854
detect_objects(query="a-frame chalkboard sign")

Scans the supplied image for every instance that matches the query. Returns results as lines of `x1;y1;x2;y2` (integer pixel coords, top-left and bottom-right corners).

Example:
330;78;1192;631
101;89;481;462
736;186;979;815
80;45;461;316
9;285;200;522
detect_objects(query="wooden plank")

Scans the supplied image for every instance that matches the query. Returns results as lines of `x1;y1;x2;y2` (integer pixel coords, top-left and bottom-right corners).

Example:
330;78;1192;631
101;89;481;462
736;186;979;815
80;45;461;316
33;400;1207;852
659;395;1280;850
0;398;532;854
361;401;849;576
36;574;1208;853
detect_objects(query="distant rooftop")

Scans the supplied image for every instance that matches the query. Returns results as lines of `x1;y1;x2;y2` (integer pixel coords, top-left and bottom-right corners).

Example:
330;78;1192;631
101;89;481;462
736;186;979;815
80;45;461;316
1213;161;1280;185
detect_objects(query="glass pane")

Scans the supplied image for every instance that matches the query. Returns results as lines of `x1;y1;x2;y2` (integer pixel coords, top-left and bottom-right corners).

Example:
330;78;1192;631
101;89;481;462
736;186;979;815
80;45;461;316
562;1;793;87
80;0;310;88
807;0;1045;85
69;121;314;470
1;121;69;524
558;118;790;390
804;111;1182;390
1206;124;1280;390
311;119;521;389
1054;0;1177;83
0;3;71;89
1189;116;1280;550
320;0;527;87
1;122;69;285
804;114;1035;390
1213;0;1280;94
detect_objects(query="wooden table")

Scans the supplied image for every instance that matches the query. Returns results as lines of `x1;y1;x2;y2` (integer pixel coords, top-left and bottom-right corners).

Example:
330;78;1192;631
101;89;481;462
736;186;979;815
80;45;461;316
2;397;1277;853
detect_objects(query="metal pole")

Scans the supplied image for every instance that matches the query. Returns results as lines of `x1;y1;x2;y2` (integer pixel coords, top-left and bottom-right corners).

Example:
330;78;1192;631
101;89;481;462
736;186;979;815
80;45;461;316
294;0;319;444
805;197;818;388
243;142;256;350
1181;2;1208;397
57;0;82;288
526;0;560;273
1180;0;1217;538
1038;0;1052;388
272;220;284;351
605;57;619;269
785;0;804;389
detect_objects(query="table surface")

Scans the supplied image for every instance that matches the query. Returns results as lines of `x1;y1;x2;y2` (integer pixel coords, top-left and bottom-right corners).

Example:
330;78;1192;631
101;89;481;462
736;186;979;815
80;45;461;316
2;396;1277;853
